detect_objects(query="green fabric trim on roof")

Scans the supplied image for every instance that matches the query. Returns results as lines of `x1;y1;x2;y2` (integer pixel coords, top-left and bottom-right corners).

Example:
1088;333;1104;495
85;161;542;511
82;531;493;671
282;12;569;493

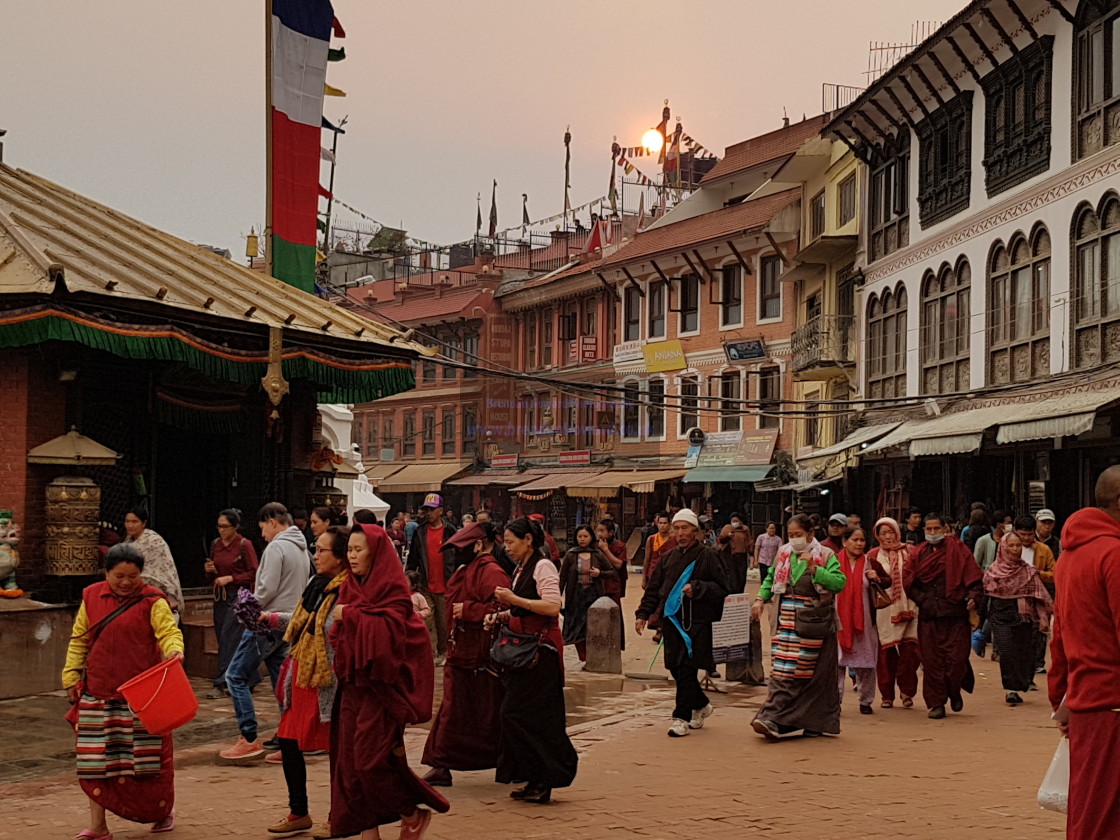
0;312;267;385
272;235;317;293
282;356;416;403
156;398;247;435
683;465;774;483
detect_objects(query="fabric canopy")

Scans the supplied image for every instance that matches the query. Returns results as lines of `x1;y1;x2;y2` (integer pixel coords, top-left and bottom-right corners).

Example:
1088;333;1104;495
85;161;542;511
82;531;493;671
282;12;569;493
445;470;524;487
996;412;1097;444
908;433;984;457
683;465;774;483
564;469;687;499
802;422;901;460
377;462;470;494
510;471;606;493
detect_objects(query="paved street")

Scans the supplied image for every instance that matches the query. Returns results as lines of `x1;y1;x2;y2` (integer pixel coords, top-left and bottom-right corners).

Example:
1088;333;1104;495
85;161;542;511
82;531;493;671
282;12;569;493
1;577;1066;839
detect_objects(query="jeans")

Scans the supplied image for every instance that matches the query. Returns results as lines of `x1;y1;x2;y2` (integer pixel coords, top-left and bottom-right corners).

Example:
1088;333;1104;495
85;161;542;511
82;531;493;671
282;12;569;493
213;597;259;690
225;629;288;742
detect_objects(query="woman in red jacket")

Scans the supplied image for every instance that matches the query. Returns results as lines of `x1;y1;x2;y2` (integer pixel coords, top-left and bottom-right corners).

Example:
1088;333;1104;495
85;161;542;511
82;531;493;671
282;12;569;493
205;507;258;699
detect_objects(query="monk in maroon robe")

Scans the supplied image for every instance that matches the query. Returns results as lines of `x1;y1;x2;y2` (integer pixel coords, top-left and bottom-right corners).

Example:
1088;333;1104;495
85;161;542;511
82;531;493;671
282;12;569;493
329;524;449;839
421;522;510;786
907;514;983;719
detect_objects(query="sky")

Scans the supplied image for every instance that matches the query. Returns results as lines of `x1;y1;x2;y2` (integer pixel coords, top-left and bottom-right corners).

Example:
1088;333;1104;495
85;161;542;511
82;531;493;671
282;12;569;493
2;0;967;256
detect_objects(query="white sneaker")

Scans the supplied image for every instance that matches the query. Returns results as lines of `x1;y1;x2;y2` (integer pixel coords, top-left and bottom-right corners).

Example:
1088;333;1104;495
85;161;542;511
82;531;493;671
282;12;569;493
667;718;690;737
689;703;714;729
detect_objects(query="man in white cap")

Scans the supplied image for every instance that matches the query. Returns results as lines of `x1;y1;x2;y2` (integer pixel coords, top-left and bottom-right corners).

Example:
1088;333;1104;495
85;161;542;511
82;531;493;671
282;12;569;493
635;509;730;737
1035;509;1061;562
822;513;848;554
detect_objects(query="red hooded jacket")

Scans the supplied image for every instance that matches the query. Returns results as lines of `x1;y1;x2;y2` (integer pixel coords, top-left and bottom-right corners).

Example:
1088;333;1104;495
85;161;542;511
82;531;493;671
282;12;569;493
1049;507;1120;712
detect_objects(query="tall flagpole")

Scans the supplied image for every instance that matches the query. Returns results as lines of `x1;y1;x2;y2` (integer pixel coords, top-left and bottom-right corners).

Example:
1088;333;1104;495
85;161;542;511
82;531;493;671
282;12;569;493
264;0;274;279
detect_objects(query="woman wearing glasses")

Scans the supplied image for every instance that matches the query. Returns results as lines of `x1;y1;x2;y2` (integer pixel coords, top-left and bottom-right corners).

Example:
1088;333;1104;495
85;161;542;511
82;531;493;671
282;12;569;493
204;508;259;699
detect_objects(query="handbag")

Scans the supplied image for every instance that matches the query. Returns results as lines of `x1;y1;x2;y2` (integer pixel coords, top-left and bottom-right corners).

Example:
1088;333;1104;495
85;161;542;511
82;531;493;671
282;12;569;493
489;625;543;671
794;602;836;639
870;580;893;610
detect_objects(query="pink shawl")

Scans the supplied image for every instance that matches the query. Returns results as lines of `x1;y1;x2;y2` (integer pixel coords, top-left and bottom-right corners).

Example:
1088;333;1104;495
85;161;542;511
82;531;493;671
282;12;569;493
983;533;1053;625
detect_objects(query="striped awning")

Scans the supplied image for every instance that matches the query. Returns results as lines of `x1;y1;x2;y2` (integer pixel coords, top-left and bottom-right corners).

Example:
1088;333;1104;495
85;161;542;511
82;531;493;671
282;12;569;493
564;469;687;498
511;471;606;493
377;461;471;493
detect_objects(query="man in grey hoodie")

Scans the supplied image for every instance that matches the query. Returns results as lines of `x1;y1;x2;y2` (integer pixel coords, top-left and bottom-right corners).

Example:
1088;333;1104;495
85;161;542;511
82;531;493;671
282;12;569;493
219;502;310;761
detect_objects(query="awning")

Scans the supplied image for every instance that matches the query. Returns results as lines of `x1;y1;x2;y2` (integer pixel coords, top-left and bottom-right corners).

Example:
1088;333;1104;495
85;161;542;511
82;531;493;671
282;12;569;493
445;470;524;487
683;465;774;483
802;422;901;461
377;461;471;493
364;463;404;486
511;471;606;493
758;476;839;493
909;433;984;457
996;412;1097;444
564;469;688;498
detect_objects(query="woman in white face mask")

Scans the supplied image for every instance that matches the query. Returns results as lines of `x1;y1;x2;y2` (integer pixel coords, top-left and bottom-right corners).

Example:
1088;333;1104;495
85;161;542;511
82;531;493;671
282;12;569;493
750;514;847;740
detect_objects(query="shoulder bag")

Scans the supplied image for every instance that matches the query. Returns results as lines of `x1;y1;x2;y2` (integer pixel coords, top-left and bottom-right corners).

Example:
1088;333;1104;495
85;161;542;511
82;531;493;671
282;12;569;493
794;602;836;639
870;580;894;610
489;625;543;671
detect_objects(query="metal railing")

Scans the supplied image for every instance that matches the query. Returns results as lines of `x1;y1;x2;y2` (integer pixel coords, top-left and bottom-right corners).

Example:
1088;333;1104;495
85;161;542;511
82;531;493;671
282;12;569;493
792;314;857;371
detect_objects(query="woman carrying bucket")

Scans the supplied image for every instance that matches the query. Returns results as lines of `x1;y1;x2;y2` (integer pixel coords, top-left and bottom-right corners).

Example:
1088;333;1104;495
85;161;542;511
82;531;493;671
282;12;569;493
62;543;185;839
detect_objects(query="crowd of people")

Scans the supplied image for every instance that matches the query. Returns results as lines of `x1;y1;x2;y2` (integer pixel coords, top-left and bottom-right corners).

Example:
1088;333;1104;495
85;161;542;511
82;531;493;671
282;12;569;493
60;473;1119;839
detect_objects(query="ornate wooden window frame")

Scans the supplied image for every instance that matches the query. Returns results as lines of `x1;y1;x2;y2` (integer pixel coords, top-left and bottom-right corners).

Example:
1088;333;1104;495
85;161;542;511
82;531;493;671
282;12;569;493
983;37;1054;196
866;283;909;399
988;224;1052;384
918;92;974;228
920;257;971;394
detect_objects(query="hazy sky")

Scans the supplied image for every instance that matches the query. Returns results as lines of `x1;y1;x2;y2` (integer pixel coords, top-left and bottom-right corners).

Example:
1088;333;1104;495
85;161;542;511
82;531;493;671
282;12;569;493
2;0;966;255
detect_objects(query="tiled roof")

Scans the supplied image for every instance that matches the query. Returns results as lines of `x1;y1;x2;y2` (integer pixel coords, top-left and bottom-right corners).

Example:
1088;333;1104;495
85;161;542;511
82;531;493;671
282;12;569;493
0;165;425;353
701;115;830;185
346;286;492;324
600;189;800;268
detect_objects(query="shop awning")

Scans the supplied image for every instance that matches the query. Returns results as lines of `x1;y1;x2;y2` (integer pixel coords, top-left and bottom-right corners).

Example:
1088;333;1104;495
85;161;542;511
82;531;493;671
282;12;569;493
446;470;524;487
377;461;471;494
996;412;1097;444
757;476;839;493
908;433;984;457
683;465;774;484
364;463;403;487
511;471;607;493
802;423;901;461
564;469;688;498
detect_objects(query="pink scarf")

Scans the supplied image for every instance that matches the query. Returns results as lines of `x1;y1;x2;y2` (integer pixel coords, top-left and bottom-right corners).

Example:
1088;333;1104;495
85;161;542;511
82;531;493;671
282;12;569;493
772;539;825;595
871;517;917;625
983;533;1053;624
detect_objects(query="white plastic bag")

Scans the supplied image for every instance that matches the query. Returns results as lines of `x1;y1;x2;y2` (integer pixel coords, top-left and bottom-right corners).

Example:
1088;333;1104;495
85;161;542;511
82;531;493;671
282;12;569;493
1037;737;1070;814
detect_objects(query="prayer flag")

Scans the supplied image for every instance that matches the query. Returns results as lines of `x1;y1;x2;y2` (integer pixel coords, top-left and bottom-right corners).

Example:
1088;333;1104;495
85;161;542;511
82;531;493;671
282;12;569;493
322;116;346;134
324;83;347;97
488;180;498;239
332;16;346;37
318;184;333;199
522;193;530;233
320;146;336;163
328;46;346;61
476;193;482;235
269;0;335;293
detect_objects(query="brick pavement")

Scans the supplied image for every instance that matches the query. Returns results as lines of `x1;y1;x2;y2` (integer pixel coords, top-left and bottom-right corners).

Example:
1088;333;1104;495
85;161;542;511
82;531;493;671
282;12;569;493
2;575;1068;839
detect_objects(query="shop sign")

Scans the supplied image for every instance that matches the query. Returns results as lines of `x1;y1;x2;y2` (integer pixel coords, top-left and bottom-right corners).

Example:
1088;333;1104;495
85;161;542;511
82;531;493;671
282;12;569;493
694;430;742;467
642;339;686;373
684;444;701;469
558;449;591;466
581;336;598;363
490;453;519;469
739;430;779;466
724;339;766;362
612;340;645;366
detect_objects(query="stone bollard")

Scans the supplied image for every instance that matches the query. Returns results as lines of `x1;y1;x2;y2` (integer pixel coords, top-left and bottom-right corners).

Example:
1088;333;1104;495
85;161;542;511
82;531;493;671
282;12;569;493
585;596;622;674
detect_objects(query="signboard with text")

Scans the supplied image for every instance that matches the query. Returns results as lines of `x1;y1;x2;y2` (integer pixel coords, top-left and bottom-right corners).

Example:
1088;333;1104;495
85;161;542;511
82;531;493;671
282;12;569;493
642;340;687;372
558;449;592;466
725;339;766;362
490;453;519;469
712;593;752;663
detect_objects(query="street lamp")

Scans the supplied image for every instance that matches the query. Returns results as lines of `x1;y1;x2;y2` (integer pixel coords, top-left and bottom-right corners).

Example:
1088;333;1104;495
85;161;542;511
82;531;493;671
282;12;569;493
641;128;664;156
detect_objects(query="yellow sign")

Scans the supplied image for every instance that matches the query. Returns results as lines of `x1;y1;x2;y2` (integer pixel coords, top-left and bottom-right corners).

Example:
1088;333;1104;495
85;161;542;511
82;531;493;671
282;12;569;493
642;340;687;372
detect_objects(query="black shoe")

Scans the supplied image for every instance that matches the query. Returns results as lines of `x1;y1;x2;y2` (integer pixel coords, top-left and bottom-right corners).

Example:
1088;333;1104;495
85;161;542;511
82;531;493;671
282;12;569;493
511;783;550;802
262;735;281;750
859;704;873;715
1006;692;1024;705
205;686;229;700
950;695;964;713
1029;681;1039;691
928;706;946;719
424;767;452;787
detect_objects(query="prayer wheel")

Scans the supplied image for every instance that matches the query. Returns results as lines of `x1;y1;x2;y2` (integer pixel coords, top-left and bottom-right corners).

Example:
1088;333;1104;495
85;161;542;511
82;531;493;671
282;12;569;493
44;476;101;576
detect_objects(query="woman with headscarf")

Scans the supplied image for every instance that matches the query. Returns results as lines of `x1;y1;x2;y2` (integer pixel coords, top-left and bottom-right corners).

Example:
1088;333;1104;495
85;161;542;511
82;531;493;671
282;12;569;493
868;517;921;709
63;544;184;839
750;514;846;740
835;527;889;715
558;525;618;663
123;508;183;615
258;525;349;835
328;524;449;840
490;518;578;803
421;521;511;787
983;532;1053;705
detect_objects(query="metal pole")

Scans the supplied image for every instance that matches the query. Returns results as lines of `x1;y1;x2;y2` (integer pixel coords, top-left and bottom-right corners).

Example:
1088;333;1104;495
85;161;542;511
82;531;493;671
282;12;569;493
322;116;347;250
264;0;274;279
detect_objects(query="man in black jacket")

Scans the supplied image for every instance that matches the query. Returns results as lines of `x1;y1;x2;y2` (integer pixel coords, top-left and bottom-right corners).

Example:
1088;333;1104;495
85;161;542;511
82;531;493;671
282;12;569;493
636;508;730;737
406;493;457;662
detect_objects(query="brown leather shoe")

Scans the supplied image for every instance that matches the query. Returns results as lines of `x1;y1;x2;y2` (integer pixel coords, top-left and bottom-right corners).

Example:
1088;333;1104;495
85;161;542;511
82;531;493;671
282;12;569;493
268;814;312;833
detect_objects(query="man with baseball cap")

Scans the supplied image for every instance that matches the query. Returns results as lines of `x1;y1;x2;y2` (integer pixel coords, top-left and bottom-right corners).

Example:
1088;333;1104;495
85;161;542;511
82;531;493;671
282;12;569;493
406;493;457;663
822;513;848;554
1035;509;1061;562
636;509;730;738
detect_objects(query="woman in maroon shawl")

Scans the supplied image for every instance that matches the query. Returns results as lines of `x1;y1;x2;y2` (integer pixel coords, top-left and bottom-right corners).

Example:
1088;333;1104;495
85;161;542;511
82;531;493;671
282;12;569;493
328;524;449;839
907;513;984;719
983;532;1053;705
421;521;511;786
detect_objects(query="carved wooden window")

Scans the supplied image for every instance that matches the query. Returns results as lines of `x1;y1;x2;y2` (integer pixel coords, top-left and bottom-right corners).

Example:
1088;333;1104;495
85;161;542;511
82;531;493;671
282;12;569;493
869;131;910;262
678;375;699;435
1073;197;1120;369
983;37;1053;196
402;413;416;458
989;226;1051;384
1074;1;1120;161
920;259;971;394
917;92;973;228
758;367;781;429
719;371;741;433
866;285;908;399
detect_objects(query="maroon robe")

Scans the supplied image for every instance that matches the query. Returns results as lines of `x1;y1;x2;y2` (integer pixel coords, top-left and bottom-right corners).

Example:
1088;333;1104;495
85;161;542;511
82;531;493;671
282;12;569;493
422;553;510;770
329;525;450;834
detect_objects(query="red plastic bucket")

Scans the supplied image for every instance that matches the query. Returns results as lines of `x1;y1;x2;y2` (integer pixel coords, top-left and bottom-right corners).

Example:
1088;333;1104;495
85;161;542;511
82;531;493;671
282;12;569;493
117;658;198;736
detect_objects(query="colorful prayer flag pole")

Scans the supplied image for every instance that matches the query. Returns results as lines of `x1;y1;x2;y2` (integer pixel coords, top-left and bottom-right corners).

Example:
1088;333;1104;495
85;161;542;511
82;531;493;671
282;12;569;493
266;0;335;293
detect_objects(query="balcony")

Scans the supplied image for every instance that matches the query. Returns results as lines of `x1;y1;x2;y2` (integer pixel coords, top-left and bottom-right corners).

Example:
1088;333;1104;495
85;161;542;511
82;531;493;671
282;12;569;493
792;314;856;377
